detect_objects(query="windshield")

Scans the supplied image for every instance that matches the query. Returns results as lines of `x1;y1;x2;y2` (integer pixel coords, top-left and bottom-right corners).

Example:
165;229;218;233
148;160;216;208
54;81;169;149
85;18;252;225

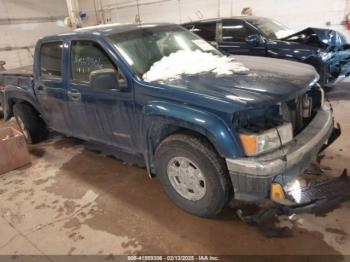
248;18;295;40
108;25;223;77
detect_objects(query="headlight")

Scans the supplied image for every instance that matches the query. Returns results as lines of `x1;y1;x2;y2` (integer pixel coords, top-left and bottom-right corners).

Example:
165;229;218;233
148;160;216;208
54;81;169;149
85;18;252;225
239;122;293;156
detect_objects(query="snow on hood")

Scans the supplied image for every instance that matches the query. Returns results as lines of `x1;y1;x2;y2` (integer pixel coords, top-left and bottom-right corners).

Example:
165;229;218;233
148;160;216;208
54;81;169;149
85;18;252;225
142;50;249;82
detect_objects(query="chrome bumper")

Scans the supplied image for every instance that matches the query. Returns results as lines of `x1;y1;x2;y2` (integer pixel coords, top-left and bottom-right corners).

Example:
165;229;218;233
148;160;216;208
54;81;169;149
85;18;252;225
226;104;334;179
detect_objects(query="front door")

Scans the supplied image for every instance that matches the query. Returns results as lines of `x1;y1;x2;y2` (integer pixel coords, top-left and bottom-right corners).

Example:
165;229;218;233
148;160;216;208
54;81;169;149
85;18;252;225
67;40;135;151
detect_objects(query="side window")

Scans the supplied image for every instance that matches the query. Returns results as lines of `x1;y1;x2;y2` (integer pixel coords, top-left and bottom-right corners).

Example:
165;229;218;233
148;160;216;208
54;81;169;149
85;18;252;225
40;42;63;80
222;20;254;42
70;40;126;88
187;22;216;42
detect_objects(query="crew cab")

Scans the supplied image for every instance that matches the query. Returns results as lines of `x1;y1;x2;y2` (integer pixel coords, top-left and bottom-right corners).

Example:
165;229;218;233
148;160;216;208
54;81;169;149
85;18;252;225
183;17;350;87
0;23;347;219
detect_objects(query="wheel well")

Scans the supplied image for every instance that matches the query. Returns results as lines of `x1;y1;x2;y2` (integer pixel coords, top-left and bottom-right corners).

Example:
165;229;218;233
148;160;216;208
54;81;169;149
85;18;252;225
10;100;43;122
168;129;219;154
152;125;220;155
149;126;226;173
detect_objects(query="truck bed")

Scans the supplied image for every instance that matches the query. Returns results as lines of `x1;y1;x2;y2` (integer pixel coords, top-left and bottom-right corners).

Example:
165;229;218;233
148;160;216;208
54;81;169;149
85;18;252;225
0;65;33;77
0;65;33;88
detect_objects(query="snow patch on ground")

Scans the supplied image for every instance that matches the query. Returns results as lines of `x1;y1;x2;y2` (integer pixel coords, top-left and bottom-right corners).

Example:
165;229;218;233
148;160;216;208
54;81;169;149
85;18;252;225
143;50;249;82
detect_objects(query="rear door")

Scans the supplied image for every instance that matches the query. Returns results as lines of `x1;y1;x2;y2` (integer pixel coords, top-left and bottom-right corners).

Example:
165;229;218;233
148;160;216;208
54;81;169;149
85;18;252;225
35;41;72;134
218;20;265;55
67;39;135;151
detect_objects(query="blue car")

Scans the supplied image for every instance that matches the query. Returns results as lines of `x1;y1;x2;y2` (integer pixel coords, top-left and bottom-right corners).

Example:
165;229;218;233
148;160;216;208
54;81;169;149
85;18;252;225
183;17;350;87
0;23;347;221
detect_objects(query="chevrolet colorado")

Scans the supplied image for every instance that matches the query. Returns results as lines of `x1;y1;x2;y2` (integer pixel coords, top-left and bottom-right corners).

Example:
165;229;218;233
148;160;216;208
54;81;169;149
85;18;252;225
0;24;347;218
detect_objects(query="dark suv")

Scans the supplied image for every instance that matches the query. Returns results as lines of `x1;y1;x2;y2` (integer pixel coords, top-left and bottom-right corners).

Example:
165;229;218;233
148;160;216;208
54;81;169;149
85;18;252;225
183;17;350;87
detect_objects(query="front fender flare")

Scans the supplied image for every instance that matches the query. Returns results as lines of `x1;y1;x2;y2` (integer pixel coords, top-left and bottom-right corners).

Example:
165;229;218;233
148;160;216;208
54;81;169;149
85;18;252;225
143;101;242;172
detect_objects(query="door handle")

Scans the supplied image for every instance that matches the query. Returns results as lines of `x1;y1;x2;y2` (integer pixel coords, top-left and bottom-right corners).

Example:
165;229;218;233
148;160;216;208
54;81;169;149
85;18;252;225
67;89;81;101
37;86;44;91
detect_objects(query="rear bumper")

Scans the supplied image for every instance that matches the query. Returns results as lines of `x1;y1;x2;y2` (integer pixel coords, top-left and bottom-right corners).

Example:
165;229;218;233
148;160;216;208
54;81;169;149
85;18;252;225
226;104;339;201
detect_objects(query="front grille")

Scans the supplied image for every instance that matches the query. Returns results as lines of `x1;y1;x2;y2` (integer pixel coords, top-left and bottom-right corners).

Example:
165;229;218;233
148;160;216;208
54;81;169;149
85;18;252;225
281;90;321;135
288;96;304;133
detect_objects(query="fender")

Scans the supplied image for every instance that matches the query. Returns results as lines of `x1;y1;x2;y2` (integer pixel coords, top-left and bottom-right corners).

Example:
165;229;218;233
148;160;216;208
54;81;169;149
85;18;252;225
142;101;242;175
3;85;42;121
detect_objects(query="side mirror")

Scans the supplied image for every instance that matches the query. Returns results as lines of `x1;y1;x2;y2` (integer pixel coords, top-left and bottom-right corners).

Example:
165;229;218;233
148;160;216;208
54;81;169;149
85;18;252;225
90;69;121;91
245;34;260;47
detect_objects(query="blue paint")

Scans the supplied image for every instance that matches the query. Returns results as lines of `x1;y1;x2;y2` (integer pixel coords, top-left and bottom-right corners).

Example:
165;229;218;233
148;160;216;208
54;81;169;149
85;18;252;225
183;17;350;86
0;24;320;175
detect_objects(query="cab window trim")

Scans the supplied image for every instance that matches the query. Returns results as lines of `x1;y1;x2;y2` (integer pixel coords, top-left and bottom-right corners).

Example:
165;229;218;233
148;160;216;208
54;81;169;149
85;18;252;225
39;40;64;81
69;39;127;90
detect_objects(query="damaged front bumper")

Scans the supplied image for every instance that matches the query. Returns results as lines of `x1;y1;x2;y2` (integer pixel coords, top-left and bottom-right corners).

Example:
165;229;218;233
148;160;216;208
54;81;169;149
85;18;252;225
226;103;339;202
237;170;350;226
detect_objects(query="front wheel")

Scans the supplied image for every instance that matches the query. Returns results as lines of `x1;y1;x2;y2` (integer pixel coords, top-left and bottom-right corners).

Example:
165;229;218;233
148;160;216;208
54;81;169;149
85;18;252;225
155;133;232;218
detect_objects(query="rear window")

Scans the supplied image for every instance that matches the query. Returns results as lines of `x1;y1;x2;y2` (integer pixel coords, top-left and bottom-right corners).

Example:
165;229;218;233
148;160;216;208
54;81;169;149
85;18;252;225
40;41;63;80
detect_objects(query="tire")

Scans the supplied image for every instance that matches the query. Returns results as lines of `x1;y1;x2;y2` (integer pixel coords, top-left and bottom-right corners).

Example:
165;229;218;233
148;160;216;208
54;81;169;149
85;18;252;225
155;133;232;218
13;103;48;144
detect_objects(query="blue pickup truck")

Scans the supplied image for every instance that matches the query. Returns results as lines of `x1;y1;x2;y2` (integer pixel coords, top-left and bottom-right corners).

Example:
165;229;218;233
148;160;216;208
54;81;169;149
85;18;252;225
0;23;348;220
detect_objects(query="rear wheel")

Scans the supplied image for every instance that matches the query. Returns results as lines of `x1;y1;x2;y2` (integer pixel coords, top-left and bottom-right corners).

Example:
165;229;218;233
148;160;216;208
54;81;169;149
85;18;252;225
13;103;48;144
155;133;232;217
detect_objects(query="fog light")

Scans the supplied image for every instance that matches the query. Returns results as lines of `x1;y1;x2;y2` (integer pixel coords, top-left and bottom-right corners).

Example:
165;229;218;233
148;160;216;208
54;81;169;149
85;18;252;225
271;183;285;202
284;178;307;204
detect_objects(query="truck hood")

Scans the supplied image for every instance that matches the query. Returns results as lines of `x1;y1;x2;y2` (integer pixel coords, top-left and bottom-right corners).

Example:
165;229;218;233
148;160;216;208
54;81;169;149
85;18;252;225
282;27;348;50
157;56;318;107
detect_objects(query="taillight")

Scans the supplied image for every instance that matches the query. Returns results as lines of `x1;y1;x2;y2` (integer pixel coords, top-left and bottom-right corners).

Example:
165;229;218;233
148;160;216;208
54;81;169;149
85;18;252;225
0;85;4;92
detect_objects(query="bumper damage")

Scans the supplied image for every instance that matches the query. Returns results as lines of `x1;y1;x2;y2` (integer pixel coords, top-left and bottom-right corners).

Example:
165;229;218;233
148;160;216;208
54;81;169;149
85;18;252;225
238;169;350;226
226;104;337;202
226;102;349;221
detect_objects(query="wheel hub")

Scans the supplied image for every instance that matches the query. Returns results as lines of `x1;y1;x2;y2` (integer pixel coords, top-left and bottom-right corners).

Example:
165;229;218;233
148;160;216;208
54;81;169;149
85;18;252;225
167;157;206;201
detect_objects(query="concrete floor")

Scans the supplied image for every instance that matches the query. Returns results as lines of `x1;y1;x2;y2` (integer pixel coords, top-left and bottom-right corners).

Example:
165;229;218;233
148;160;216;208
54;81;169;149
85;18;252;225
1;81;350;257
